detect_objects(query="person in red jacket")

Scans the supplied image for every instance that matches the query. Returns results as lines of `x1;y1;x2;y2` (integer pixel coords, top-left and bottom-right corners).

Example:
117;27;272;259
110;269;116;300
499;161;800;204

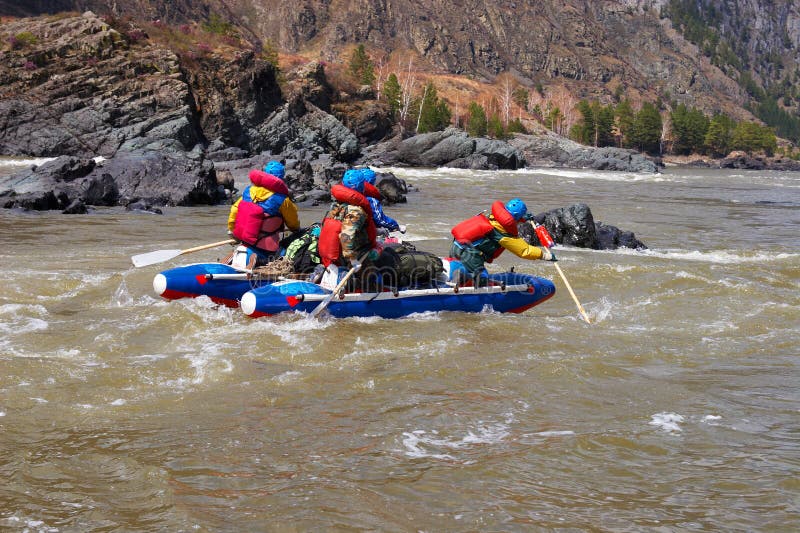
450;198;556;286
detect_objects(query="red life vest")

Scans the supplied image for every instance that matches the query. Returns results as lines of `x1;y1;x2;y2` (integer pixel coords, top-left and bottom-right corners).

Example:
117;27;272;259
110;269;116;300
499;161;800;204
318;184;377;266
451;202;518;243
249;169;289;195
364;182;381;199
451;201;519;262
232;170;289;252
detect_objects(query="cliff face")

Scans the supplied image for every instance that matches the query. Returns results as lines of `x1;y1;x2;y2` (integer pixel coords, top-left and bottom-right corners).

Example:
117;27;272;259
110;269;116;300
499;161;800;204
0;11;285;158
4;0;798;119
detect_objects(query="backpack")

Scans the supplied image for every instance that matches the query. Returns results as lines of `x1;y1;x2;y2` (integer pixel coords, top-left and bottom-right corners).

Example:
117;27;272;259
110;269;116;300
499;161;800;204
285;224;321;273
389;242;444;287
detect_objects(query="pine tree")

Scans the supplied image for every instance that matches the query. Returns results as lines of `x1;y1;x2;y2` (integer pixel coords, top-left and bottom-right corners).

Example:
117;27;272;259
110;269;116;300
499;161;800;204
704;113;735;157
671;104;709;155
616;100;635;148
417;82;451;133
545;104;562;133
513;86;529;110
597;104;616;147
732;121;777;156
574;100;595;144
466;102;488;137
348;44;375;86
488;113;506;139
382;73;402;116
507;118;527;134
630;102;663;154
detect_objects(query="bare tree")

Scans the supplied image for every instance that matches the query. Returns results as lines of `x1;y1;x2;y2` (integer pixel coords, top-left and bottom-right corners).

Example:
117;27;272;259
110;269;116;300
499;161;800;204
415;82;430;133
398;56;417;127
498;73;516;127
374;54;388;100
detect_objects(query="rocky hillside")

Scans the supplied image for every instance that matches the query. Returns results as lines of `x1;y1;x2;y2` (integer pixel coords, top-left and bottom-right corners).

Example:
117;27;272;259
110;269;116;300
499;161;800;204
3;0;799;123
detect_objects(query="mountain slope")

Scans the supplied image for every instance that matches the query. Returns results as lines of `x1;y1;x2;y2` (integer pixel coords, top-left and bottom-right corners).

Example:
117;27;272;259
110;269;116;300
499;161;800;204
2;0;798;132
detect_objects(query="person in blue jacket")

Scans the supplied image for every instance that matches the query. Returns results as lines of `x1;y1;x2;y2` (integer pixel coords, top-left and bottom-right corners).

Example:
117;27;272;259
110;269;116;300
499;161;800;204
359;168;405;234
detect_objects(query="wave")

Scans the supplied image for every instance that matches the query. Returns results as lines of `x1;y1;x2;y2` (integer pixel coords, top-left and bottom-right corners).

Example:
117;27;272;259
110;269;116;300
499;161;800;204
400;422;511;460
565;245;799;264
0;156;57;168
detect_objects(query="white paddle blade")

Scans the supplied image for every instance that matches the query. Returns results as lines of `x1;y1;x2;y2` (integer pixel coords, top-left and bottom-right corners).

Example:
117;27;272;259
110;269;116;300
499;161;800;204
131;249;182;268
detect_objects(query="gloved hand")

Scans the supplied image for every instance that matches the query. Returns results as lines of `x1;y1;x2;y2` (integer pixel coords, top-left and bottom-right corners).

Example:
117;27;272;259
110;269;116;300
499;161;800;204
540;247;558;261
367;248;380;261
398;224;407;234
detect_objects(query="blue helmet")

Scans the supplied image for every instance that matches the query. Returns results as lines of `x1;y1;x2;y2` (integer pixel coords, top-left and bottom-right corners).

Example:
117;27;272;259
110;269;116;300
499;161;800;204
505;198;528;221
360;167;377;185
342;169;365;193
264;160;285;180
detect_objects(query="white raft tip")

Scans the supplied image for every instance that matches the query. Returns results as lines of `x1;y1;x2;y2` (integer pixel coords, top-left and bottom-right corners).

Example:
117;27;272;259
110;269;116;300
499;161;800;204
241;291;256;316
153;273;167;296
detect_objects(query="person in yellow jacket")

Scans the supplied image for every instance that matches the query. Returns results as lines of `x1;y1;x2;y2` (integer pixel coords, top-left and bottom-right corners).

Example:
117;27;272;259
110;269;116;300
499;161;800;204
450;198;556;285
227;161;300;265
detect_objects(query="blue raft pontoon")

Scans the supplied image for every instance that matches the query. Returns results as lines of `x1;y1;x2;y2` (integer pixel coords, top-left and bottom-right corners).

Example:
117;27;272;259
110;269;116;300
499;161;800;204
153;263;269;308
240;272;555;319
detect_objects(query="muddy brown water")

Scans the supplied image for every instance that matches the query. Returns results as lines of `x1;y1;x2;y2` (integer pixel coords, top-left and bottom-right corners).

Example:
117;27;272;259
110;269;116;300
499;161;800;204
1;161;798;530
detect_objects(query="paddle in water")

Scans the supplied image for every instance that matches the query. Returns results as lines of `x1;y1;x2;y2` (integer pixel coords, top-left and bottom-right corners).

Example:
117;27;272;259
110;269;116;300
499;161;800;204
131;239;236;268
530;220;591;324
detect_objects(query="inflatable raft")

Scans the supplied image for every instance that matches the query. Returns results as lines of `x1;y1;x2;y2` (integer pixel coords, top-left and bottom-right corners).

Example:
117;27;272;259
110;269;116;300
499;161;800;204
153;263;270;308
240;272;555;319
155;262;556;319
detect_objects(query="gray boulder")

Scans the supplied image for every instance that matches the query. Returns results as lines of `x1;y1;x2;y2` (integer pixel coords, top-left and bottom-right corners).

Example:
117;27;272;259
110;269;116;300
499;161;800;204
509;132;658;172
375;173;408;204
99;150;220;206
0;151;220;210
519;202;647;250
365;128;525;169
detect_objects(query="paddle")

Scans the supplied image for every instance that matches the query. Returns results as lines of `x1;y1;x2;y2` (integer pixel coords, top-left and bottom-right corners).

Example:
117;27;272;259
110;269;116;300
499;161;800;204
553;262;591;324
131;239;236;268
529;219;591;324
309;253;369;318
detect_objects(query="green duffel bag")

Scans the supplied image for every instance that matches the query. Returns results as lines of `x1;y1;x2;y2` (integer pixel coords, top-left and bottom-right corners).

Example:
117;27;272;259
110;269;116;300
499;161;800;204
395;248;444;287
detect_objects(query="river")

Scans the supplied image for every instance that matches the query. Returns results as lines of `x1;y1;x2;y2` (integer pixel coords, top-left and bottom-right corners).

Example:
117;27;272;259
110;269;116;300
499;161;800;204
1;160;798;531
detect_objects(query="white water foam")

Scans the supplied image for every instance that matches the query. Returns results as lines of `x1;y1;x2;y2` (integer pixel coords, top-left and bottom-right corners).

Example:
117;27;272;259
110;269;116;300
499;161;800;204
273;371;302;384
649;412;685;433
112;280;134;307
515;167;663;182
400;423;511;459
0;156;56;168
535;430;575;437
568;245;799;265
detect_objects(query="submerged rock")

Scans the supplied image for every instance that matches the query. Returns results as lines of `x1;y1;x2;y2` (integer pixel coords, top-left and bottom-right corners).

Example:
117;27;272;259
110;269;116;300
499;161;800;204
519;202;647;250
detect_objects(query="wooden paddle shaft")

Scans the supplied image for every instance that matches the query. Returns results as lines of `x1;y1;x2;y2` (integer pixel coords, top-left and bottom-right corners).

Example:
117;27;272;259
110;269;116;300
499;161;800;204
181;239;237;255
554;262;591;324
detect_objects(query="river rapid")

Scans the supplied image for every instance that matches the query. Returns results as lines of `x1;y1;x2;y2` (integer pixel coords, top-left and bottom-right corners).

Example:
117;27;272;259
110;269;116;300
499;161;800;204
1;161;798;531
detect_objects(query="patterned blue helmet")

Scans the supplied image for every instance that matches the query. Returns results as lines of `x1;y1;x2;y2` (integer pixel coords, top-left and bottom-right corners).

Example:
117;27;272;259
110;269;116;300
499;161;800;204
264;160;285;180
505;198;528;221
342;169;365;193
360;167;377;185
